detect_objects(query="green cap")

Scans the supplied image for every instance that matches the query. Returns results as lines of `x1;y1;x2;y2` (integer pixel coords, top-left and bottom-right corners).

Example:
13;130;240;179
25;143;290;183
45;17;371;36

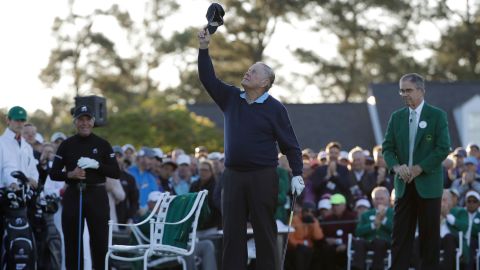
8;106;27;121
330;193;346;205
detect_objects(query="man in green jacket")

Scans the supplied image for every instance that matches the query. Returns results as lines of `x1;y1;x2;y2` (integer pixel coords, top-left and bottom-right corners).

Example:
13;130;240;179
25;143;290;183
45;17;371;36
352;187;393;270
441;189;468;269
382;73;451;270
465;190;480;269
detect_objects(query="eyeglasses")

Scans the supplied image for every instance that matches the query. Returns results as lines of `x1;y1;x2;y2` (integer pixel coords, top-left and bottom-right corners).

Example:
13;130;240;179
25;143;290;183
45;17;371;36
398;88;416;95
467;199;479;204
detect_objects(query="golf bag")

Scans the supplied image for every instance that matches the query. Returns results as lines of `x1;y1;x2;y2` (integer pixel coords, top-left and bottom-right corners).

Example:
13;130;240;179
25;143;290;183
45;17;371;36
0;171;37;270
33;190;62;270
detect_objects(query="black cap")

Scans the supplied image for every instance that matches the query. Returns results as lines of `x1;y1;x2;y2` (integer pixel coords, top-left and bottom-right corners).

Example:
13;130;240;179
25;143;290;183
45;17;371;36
302;202;316;211
162;158;178;170
206;3;225;34
73;105;94;119
452;147;467;158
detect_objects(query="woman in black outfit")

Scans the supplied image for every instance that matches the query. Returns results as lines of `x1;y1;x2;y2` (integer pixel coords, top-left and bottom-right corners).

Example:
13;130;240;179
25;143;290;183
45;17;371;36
190;161;222;229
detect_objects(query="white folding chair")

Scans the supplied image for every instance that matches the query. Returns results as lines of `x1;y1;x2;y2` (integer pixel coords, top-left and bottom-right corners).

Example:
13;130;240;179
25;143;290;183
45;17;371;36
347;233;392;270
105;192;168;267
143;190;208;269
347;233;353;270
477;232;480;270
440;231;463;270
105;190;208;270
456;231;463;270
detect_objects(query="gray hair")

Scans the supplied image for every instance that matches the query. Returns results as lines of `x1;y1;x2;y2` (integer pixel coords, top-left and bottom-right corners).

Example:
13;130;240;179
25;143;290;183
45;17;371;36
400;73;425;91
257;62;275;91
348;146;364;161
371;186;390;199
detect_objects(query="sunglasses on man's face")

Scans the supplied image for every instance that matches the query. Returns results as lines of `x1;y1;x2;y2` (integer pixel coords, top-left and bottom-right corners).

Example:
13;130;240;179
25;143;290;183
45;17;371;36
467;199;479;204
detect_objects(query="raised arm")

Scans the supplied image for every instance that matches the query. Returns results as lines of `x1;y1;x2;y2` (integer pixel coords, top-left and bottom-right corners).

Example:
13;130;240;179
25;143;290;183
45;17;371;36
197;28;237;110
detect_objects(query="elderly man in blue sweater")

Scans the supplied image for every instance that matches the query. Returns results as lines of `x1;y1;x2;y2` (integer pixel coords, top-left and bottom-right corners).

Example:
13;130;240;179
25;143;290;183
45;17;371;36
197;28;305;270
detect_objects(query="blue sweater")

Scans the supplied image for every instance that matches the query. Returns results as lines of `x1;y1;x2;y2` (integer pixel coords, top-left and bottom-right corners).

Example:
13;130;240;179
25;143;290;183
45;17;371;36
128;165;161;209
198;49;303;176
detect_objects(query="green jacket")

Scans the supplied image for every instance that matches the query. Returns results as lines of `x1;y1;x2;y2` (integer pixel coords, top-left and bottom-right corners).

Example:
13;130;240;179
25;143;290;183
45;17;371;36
163;192;210;249
275;167;290;224
382;103;451;199
133;192;210;248
445;207;469;262
355;207;393;242
447;207;468;237
130;193;209;270
469;209;480;240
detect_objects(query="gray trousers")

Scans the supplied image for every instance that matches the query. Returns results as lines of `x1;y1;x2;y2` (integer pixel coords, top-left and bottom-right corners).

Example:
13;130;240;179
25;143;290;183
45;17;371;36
185;239;217;270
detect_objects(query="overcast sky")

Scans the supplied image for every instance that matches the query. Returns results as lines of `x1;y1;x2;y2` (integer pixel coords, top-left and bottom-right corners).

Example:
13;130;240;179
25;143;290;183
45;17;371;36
0;0;458;114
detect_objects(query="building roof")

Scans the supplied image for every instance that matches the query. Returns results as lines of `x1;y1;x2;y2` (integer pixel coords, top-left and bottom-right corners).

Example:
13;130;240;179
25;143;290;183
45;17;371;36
188;102;376;152
188;81;480;153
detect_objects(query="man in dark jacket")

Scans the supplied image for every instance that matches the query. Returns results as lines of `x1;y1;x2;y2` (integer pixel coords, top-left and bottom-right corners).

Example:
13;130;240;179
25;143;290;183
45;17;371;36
50;105;120;269
112;145;139;225
198;28;304;270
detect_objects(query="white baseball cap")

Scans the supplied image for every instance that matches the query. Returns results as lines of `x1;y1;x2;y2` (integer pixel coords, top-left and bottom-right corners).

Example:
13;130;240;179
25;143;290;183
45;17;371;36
355;198;371;209
152;148;164;159
318;151;327;160
466;190;480;201
317;198;332;210
50;131;67;142
35;133;44;144
122;144;136;153
339;151;349;160
176;154;191;165
207;152;222;160
148;191;163;202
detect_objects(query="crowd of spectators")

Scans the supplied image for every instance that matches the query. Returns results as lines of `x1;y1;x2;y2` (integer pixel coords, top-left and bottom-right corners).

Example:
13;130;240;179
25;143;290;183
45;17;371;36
9;121;480;269
284;142;480;270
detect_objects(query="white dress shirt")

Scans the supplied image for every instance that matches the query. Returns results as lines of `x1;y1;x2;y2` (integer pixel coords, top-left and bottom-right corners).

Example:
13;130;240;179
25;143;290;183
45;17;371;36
354;170;365;182
44;160;65;196
0;128;39;187
466;211;475;245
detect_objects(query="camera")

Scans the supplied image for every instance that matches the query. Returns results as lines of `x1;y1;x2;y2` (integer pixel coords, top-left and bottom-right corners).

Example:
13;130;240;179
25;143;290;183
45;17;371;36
301;208;316;223
302;214;314;223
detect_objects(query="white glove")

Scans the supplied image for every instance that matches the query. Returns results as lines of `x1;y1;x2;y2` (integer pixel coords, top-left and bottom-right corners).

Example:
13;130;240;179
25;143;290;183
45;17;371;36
446;214;455;225
77;157;89;168
291;176;305;196
77;157;99;170
82;158;99;169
